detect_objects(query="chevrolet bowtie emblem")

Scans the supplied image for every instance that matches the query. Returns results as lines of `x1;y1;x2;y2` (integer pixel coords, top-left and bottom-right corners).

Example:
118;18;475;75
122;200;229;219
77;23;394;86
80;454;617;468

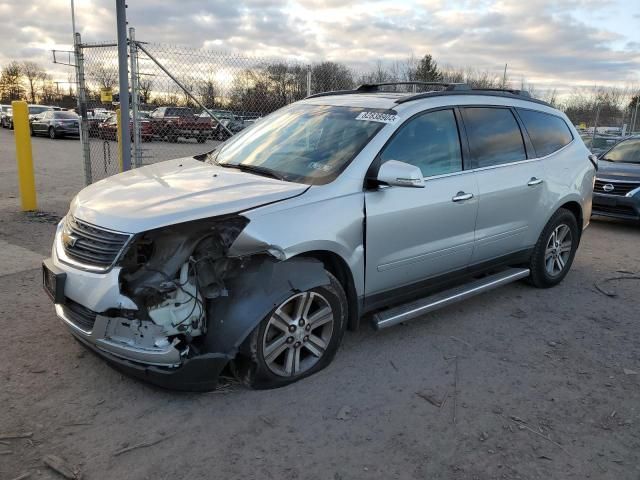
62;231;79;248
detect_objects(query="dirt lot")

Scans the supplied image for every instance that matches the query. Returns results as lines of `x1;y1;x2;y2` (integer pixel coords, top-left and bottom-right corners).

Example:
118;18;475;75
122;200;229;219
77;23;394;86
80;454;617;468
1;127;639;480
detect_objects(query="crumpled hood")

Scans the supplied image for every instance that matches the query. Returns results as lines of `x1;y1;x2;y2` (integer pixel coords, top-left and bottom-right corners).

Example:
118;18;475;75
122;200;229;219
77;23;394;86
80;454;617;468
596;160;640;181
71;157;308;233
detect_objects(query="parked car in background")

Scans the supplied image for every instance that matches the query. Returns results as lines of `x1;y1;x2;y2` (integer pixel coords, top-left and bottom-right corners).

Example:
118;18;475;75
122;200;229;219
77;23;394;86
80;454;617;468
30;110;80;139
592;136;640;222
87;110;112;137
98;113;153;141
582;134;623;156
43;83;595;391
4;107;13;129
149;106;212;143
215;117;249;140
0;105;10;128
28;104;55;120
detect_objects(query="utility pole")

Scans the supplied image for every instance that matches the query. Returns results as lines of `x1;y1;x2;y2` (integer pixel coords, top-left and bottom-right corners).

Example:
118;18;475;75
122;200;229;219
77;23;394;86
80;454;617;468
116;0;131;171
632;92;639;135
70;0;77;37
502;64;508;89
591;104;601;146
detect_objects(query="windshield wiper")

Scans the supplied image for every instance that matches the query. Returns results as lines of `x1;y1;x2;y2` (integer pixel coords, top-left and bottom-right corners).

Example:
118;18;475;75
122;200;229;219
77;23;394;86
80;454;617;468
218;163;288;181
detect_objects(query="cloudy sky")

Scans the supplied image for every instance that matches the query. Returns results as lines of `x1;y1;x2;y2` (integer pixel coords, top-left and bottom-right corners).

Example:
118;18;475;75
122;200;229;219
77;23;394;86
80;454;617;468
1;0;639;92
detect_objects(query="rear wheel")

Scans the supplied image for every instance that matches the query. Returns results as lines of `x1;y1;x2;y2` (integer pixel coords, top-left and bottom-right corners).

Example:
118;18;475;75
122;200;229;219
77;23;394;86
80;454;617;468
235;271;347;389
48;127;57;139
528;208;579;288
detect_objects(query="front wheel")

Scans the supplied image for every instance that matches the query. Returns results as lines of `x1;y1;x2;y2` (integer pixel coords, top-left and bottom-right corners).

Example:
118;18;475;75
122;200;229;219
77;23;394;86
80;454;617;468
236;271;347;389
528;208;579;288
48;127;57;139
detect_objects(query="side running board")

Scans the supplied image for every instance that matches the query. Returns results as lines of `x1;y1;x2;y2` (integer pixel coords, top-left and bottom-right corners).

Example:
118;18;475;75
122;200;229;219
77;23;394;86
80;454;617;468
373;268;530;330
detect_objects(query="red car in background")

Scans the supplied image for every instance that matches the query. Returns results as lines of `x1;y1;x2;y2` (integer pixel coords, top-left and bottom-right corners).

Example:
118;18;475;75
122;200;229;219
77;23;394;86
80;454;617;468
98;114;153;142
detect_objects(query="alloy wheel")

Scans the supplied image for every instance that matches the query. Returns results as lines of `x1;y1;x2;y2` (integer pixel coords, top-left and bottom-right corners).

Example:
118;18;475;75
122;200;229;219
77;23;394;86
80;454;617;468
544;224;572;277
262;291;334;377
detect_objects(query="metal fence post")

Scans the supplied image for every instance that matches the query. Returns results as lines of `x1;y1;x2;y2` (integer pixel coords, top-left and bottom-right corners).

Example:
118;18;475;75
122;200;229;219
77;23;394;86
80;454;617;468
129;27;142;168
307;65;312;97
74;32;92;185
116;0;131;171
591;104;601;146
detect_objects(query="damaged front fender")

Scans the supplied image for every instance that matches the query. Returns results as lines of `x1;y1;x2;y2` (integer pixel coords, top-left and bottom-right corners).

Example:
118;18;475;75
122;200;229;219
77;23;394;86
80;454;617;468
203;256;330;355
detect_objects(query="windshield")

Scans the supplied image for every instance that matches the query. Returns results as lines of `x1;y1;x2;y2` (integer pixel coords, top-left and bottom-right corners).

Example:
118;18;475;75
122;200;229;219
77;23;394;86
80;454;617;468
166;107;194;117
54;112;78;119
602;138;640;164
211;104;387;185
29;106;50;114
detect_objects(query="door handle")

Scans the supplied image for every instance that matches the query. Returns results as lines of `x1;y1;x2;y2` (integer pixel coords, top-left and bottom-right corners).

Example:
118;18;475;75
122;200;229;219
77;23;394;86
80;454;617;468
527;177;543;186
452;192;474;202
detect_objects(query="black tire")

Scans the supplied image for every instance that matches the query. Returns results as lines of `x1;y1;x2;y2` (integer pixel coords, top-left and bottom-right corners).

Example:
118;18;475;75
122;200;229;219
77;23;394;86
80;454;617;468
235;271;348;389
167;132;178;143
30;125;34;136
528;208;579;288
48;127;57;139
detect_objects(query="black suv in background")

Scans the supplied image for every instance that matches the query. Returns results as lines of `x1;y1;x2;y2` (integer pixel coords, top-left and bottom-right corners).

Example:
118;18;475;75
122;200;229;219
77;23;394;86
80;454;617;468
593;136;640;222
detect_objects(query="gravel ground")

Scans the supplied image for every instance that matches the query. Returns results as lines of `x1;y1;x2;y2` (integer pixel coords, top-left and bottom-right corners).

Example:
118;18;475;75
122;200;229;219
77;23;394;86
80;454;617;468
1;127;639;480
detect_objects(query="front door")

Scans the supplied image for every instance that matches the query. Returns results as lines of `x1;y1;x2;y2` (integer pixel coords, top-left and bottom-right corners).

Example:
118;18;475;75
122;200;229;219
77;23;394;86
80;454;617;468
365;108;478;297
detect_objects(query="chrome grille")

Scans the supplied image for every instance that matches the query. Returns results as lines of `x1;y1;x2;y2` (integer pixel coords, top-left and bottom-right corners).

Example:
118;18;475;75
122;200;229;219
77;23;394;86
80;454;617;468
594;179;640;196
62;216;130;269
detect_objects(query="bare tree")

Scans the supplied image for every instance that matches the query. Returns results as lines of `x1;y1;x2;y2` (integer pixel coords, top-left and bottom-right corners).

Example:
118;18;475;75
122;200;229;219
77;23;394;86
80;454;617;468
311;61;354;93
22;61;45;103
0;61;24;102
90;64;118;90
197;77;219;109
138;76;154;105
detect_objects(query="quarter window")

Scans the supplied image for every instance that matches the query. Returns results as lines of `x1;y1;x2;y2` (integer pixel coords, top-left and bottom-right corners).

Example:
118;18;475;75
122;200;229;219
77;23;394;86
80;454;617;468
461;107;526;168
516;108;573;157
379;109;463;177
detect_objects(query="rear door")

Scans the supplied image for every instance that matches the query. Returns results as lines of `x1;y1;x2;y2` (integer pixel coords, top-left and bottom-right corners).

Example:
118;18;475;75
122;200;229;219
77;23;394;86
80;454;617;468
365;108;478;297
460;107;547;263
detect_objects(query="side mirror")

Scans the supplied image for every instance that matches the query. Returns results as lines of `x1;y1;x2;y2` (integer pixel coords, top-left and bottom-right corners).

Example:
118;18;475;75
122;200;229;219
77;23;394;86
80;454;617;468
376;160;425;188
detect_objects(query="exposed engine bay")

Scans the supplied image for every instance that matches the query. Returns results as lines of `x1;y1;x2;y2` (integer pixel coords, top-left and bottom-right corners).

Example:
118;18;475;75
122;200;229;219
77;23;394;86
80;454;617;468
107;216;249;361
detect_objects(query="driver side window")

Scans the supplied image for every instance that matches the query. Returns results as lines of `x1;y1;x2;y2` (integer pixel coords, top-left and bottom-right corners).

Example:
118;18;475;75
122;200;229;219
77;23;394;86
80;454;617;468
380;109;463;177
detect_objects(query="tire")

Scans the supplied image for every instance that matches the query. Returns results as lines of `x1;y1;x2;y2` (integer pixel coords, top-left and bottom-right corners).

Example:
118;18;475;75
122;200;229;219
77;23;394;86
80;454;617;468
528;208;579;288
48;127;57;139
235;271;348;389
30;125;34;136
196;135;206;143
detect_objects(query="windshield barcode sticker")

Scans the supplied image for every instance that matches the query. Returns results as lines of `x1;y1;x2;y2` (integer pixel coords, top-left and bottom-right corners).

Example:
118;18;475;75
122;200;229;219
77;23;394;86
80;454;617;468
355;112;399;124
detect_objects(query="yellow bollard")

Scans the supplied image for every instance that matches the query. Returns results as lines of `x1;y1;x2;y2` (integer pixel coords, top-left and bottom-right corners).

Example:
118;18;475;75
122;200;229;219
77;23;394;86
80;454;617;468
116;108;123;172
12;100;37;211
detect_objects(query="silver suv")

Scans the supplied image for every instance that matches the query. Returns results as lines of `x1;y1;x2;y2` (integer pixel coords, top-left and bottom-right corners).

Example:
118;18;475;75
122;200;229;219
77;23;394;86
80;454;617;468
44;83;596;390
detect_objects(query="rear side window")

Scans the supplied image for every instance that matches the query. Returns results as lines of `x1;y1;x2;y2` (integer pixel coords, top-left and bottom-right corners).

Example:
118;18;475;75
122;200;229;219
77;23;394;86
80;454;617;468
461;107;526;168
517;109;573;157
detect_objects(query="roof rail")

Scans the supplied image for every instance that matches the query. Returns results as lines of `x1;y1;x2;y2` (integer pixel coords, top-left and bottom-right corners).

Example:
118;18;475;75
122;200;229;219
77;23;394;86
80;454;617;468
395;87;548;106
471;88;531;98
356;82;470;92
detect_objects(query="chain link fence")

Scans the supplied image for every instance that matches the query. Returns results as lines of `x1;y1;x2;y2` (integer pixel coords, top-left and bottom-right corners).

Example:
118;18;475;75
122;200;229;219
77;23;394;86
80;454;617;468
76;34;367;183
74;34;640;184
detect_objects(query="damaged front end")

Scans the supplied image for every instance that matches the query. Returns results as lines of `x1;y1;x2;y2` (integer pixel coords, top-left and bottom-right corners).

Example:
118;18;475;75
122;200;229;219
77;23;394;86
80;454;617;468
53;212;331;391
108;216;249;366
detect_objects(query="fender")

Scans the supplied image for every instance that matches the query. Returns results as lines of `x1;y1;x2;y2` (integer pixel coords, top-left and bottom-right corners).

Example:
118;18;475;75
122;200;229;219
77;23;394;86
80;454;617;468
203;256;330;355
